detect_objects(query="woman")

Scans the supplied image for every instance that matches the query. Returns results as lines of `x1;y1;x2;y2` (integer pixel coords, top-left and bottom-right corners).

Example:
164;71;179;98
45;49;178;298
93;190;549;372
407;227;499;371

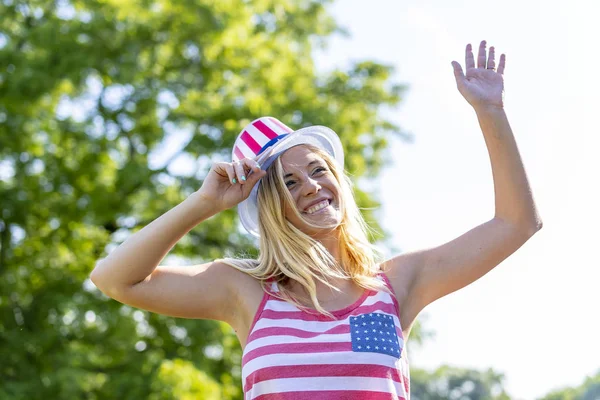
91;41;542;399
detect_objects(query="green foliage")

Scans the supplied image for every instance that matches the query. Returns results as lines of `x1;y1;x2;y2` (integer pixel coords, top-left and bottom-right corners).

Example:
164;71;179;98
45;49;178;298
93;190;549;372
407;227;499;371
149;359;223;400
538;370;600;400
410;365;511;400
0;0;407;398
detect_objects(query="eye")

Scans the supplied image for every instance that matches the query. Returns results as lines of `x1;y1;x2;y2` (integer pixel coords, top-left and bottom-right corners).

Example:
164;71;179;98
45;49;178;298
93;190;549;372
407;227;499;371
312;167;327;175
285;180;296;188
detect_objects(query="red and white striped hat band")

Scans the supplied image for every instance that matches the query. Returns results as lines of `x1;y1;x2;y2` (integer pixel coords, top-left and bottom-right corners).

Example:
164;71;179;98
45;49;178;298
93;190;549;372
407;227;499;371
232;117;294;162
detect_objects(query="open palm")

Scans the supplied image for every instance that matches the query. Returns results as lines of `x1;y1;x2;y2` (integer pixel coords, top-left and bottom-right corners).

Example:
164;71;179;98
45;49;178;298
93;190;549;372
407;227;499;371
452;41;506;110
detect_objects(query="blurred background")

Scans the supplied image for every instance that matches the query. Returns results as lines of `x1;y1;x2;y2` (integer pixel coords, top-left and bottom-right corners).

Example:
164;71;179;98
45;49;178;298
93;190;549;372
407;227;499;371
0;0;597;399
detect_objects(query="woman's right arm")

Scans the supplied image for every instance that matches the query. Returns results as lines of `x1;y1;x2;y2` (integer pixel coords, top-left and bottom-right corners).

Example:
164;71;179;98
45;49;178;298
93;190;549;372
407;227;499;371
90;158;265;324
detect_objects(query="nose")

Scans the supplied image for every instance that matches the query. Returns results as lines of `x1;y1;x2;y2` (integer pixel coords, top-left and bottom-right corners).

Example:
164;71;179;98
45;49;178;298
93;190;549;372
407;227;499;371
300;176;321;197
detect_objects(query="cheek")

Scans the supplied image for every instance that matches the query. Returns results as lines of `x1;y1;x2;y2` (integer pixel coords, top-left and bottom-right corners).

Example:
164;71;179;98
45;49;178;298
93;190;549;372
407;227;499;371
283;191;300;216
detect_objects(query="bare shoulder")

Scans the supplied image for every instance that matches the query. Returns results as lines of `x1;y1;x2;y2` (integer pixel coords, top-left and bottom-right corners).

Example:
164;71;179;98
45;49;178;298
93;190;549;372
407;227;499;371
379;250;427;337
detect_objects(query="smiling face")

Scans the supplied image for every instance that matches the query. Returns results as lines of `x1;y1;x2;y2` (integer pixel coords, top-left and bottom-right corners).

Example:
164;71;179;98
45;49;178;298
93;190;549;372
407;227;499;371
279;145;343;237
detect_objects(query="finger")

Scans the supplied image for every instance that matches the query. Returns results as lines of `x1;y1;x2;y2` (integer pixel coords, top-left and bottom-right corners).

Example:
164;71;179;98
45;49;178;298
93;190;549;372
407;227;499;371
477;40;487;68
216;162;236;184
487;46;496;70
241;158;262;176
497;53;506;75
231;161;246;184
451;61;466;86
245;164;266;186
465;43;475;70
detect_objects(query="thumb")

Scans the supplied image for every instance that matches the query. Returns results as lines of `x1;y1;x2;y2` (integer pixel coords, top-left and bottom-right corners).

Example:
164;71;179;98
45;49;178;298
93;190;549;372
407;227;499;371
245;168;267;188
451;61;466;86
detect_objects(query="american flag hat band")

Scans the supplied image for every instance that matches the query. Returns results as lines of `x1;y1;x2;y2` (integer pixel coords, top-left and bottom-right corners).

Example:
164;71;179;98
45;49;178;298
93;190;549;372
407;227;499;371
232;116;344;238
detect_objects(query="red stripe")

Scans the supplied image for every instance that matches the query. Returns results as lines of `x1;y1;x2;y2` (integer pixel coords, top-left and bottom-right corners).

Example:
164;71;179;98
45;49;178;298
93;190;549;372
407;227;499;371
253;120;278;139
247;324;349;343
269;117;293;133
255;391;406;400
240;130;262;154
243;341;351;365
233;146;244;161
244;364;404;393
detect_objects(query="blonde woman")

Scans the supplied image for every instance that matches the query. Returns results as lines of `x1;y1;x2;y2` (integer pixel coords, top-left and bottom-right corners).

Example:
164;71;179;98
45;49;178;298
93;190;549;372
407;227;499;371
91;40;542;399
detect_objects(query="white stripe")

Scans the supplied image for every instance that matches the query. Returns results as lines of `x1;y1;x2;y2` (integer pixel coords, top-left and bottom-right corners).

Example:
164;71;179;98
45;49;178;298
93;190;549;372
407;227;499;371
248;376;406;398
245;124;272;147
243;350;404;383
236;138;257;160
243;332;350;354
252;316;350;333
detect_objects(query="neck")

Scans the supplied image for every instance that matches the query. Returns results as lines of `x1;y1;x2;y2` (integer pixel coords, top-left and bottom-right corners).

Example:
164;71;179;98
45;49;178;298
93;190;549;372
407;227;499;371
289;228;358;303
313;227;342;264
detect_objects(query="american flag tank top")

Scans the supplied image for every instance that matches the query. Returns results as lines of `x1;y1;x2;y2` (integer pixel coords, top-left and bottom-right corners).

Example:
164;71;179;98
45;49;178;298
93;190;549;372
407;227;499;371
241;272;410;399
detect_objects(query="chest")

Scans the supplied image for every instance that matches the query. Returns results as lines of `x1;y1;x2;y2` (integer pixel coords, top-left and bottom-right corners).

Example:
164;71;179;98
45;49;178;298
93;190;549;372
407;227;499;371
240;298;411;398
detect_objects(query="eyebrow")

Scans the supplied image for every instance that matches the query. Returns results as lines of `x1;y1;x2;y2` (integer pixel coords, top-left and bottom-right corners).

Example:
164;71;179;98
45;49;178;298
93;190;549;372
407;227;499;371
283;160;324;179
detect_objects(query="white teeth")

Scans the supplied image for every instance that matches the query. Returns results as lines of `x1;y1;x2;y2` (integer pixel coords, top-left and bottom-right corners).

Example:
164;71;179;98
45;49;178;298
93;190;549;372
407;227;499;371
306;200;329;214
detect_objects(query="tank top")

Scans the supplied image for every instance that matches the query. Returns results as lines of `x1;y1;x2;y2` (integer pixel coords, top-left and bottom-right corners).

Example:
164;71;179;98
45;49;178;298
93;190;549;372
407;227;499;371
241;272;410;399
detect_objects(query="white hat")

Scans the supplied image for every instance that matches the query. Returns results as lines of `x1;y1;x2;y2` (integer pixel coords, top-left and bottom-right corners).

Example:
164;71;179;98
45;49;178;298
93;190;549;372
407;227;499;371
232;116;344;237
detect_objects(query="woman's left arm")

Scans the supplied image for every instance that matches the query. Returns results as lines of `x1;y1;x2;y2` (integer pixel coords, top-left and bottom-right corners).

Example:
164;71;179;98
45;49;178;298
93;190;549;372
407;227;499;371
385;41;542;329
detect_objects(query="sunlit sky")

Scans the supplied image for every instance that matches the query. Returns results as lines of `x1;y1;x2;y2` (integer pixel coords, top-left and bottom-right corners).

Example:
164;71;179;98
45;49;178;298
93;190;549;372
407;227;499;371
310;0;598;398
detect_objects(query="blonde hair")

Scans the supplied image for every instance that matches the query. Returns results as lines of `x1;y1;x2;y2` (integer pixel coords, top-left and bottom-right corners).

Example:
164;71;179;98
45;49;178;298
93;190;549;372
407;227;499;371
219;144;393;319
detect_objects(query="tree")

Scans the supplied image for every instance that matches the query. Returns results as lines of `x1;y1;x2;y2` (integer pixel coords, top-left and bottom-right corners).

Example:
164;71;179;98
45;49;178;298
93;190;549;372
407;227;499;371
410;365;512;400
538;370;600;400
0;0;407;398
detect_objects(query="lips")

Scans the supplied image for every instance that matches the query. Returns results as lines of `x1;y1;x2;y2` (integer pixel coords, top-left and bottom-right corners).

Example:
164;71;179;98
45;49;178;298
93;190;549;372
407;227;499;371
302;198;332;214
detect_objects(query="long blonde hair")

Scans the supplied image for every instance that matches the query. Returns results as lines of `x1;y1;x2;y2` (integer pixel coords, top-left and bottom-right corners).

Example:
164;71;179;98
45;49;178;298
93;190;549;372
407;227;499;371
219;144;392;319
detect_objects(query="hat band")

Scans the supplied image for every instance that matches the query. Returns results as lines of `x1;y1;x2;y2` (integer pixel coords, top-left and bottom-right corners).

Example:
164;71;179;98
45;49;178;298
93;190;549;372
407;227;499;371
257;134;289;156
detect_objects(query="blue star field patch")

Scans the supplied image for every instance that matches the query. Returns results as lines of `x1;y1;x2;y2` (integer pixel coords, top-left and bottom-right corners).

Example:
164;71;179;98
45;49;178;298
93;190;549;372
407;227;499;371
350;312;403;359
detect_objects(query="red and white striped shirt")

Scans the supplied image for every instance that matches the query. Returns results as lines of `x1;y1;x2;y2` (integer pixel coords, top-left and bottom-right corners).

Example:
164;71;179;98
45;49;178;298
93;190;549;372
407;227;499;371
241;272;410;399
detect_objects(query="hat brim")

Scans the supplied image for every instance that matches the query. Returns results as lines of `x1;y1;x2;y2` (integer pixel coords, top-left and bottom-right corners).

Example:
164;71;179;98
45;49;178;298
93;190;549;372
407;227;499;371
238;125;344;238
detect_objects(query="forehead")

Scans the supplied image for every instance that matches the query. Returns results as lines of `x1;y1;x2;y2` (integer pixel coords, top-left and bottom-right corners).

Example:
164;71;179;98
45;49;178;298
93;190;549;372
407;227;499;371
280;145;324;170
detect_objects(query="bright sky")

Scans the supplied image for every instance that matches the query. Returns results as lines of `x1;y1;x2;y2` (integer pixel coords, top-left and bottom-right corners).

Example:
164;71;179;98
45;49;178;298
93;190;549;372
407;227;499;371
312;0;599;398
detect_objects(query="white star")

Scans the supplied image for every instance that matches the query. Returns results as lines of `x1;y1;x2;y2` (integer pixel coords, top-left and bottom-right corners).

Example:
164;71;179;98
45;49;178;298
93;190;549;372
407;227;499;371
358;345;362;349
375;346;379;350
362;322;366;326
357;337;361;341
367;346;370;349
371;321;375;325
379;331;383;334
384;347;387;350
364;330;368;333
372;329;376;332
366;337;370;340
355;330;359;334
374;338;378;341
361;315;365;318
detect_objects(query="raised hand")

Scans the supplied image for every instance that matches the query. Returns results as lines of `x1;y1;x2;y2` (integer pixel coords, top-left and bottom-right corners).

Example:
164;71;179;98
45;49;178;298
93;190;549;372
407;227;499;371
451;40;506;110
196;158;266;212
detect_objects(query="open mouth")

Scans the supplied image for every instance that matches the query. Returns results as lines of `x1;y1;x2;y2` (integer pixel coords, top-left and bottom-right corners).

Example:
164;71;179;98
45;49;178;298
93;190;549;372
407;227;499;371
303;199;332;215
